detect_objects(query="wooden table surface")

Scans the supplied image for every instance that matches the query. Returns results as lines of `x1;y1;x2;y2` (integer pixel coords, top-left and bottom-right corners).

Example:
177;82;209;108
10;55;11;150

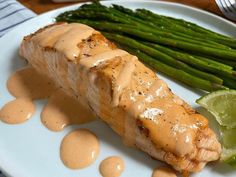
18;0;223;17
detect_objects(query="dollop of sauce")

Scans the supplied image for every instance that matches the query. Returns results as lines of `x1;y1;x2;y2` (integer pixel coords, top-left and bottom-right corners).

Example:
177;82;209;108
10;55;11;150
99;156;125;177
60;129;100;169
7;67;57;99
152;167;177;177
41;89;95;131
0;98;35;124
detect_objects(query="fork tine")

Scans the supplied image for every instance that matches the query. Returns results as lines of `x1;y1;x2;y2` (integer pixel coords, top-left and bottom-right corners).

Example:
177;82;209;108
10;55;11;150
215;0;236;20
227;0;236;12
217;0;231;13
223;0;234;12
224;0;236;12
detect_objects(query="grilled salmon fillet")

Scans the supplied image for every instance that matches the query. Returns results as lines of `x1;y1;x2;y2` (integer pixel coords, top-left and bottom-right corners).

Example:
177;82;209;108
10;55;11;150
19;23;221;173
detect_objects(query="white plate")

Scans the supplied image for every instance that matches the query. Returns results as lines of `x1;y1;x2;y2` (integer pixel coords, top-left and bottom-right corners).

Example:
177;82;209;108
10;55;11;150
0;1;236;177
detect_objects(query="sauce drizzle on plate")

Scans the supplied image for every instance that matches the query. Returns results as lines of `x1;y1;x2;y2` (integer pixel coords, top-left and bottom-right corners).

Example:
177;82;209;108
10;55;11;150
60;129;100;169
7;67;57;99
99;156;125;177
41;89;95;131
0;98;35;124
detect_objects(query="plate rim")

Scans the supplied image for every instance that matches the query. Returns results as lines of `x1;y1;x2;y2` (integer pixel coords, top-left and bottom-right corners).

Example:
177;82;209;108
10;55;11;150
0;1;235;177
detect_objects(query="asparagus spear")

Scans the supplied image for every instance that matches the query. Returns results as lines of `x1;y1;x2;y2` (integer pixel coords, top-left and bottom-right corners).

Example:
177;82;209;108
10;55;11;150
190;55;233;71
57;8;231;50
64;19;236;61
209;58;236;69
145;42;236;80
58;1;236;50
168;49;234;70
104;30;236;81
145;42;232;71
78;2;236;49
74;8;232;49
103;32;223;84
58;13;236;81
80;2;221;39
123;47;225;91
222;77;236;90
136;8;234;41
112;4;235;49
57;10;201;45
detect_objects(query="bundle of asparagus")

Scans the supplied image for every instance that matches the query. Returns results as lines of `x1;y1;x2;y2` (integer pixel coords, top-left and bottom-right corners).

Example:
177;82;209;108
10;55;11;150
56;1;236;92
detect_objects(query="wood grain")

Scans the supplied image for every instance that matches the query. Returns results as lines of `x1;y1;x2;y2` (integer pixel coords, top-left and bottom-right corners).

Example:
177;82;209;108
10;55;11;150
18;0;80;14
18;0;223;17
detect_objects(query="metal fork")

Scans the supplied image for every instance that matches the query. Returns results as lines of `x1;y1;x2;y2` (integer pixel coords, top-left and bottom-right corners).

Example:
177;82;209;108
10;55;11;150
215;0;236;21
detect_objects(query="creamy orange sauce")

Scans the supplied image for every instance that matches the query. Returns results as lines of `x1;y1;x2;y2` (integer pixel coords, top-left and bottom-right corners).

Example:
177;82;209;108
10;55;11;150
145;79;168;102
112;56;136;106
152;167;177;177
99;156;125;177
79;49;127;69
123;79;168;147
6;66;96;129
120;70;199;156
121;68;199;156
32;23;96;61
2;66;56;124
0;98;35;124
60;129;100;169
32;23;69;47
54;24;95;60
129;79;168;120
7;67;57;99
140;98;198;156
41;89;95;132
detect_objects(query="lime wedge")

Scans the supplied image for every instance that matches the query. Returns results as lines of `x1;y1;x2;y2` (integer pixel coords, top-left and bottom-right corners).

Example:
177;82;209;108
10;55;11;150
221;148;236;167
222;128;236;149
196;90;236;167
196;90;236;129
221;128;236;167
